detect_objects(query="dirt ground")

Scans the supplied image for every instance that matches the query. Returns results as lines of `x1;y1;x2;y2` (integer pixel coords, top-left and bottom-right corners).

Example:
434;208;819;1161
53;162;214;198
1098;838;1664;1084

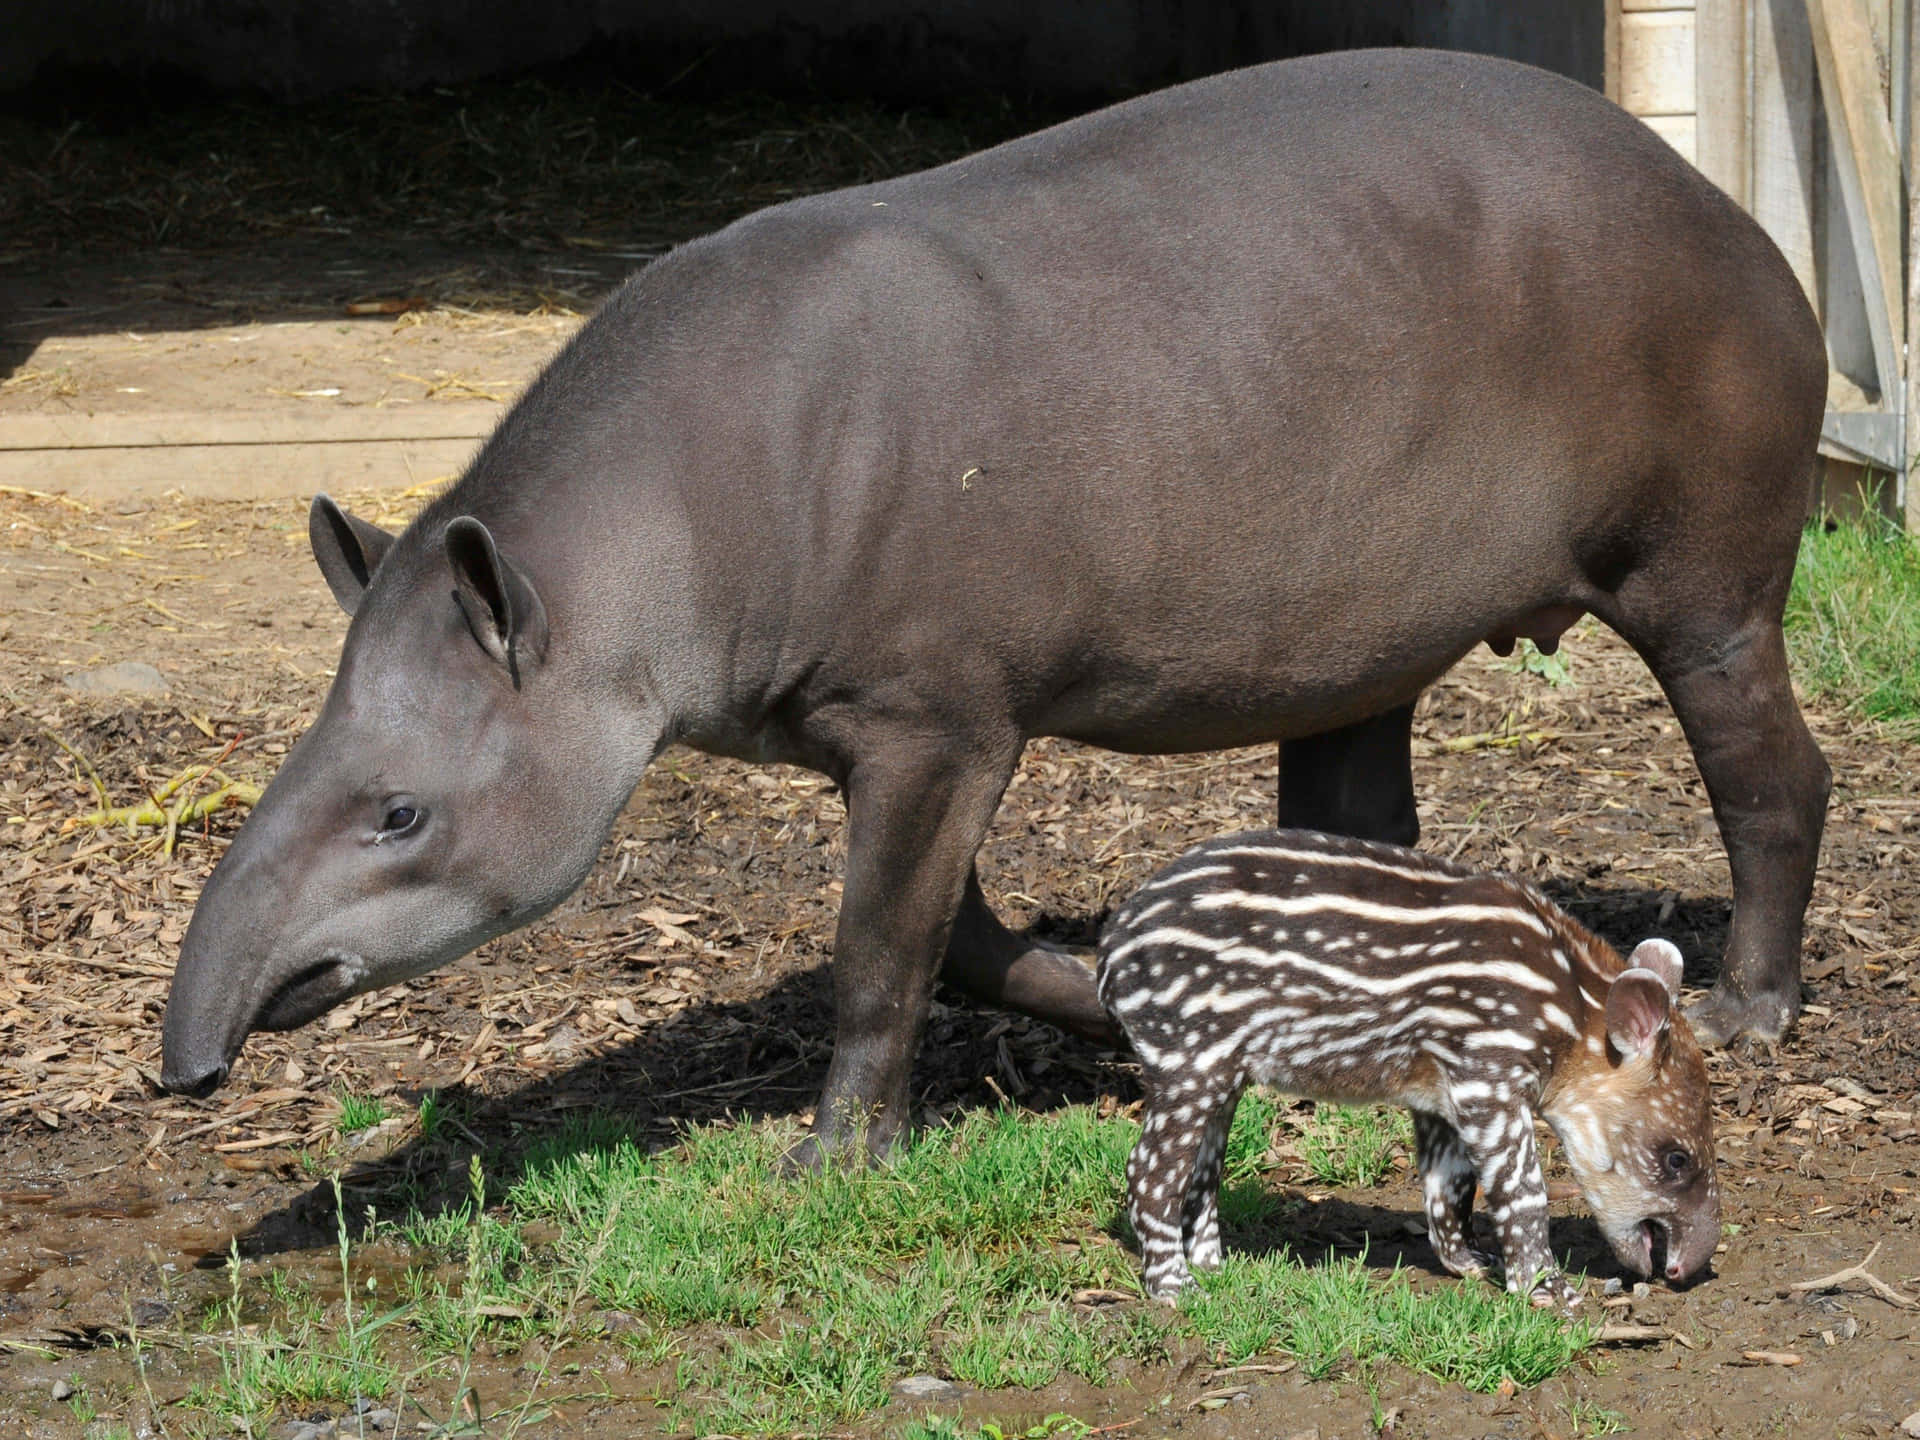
3;79;1920;1440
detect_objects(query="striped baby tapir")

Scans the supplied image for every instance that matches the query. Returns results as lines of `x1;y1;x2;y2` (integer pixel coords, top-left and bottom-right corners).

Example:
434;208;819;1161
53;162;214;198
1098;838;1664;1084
1096;828;1721;1305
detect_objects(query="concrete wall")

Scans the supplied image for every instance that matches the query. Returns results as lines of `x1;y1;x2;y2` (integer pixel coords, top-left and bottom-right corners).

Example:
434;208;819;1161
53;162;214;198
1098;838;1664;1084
2;0;1603;102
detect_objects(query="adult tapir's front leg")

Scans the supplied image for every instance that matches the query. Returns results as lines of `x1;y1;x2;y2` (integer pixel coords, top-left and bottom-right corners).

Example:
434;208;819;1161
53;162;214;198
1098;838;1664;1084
799;733;1023;1165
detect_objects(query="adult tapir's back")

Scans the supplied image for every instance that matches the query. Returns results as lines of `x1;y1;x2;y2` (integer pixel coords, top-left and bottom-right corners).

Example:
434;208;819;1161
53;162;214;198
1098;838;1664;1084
562;47;1823;757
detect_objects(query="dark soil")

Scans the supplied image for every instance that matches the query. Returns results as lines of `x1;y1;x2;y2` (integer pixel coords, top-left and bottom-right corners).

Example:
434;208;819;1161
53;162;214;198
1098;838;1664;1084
2;76;1918;1440
3;484;1918;1439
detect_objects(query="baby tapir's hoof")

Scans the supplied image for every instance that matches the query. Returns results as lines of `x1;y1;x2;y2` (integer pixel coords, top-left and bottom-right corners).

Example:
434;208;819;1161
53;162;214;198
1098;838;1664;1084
1142;1263;1197;1304
1518;1270;1583;1310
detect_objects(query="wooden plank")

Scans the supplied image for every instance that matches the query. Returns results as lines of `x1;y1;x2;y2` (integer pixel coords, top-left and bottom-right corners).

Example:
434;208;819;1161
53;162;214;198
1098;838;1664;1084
1696;0;1751;203
1641;113;1701;160
1749;0;1820;309
1606;0;1624;106
1807;0;1905;392
1907;0;1920;525
0;437;484;501
0;403;500;452
1622;0;1695;10
1621;10;1698;114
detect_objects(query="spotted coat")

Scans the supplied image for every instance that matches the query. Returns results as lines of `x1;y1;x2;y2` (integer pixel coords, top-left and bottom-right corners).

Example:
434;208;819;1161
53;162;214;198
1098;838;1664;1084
1096;828;1721;1303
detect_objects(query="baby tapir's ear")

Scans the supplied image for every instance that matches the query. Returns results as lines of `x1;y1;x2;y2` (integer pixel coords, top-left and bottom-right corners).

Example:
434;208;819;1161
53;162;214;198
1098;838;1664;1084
1626;938;1685;997
1605;967;1674;1062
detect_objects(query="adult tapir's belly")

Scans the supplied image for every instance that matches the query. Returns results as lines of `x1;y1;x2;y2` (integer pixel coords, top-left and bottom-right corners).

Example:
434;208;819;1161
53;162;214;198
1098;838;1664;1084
565;49;1821;758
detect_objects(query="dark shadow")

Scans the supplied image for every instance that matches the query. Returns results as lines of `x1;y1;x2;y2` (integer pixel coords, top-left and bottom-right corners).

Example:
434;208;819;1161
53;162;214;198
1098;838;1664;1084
1217;1193;1651;1290
1536;880;1734;988
207;956;1136;1262
209;880;1739;1261
0;60;1072;385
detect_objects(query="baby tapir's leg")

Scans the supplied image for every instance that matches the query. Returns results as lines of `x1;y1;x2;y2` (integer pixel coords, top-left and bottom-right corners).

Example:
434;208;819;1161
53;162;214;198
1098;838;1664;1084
1180;1091;1242;1273
1413;1111;1494;1279
1452;1100;1575;1306
1128;1077;1237;1300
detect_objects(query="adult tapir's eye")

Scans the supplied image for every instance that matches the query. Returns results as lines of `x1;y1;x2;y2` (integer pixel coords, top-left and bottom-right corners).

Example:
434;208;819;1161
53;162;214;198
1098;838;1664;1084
379;802;422;835
1662;1148;1692;1179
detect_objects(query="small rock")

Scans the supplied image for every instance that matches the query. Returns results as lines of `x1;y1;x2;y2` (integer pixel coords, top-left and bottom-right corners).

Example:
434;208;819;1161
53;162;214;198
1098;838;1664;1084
50;1379;74;1401
62;661;169;696
362;1411;396;1432
892;1374;962;1403
1630;1281;1651;1301
131;1297;173;1326
1900;1411;1920;1439
1602;1276;1624;1297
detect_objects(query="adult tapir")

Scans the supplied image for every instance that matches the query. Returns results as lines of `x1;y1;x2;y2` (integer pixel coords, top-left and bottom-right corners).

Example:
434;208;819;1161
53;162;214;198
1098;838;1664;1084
162;48;1832;1159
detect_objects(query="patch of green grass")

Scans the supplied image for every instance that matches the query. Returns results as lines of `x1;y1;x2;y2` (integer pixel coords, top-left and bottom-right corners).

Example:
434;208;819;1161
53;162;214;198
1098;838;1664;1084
192;1184;402;1431
1299;1104;1412;1188
1785;511;1920;734
901;1416;1094;1440
1567;1397;1630;1436
63;1383;96;1424
334;1089;389;1135
193;1106;1591;1435
1181;1250;1592;1390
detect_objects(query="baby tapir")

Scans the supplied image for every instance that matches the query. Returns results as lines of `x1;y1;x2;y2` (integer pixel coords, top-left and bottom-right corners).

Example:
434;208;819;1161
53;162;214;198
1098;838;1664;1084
1096;829;1720;1304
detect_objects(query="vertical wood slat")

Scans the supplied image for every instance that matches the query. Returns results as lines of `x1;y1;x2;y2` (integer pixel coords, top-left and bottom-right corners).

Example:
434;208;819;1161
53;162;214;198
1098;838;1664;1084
1749;0;1821;313
1696;0;1751;205
1807;0;1905;394
1606;0;1623;105
1906;0;1920;523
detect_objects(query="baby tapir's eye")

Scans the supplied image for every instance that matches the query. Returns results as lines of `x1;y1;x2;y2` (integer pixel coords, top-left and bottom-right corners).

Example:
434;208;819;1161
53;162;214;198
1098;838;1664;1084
380;803;422;835
1662;1147;1693;1179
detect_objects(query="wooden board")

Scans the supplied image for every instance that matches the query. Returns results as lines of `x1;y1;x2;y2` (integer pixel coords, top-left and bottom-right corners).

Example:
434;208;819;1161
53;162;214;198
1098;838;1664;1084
1808;0;1905;389
1620;8;1699;114
1696;0;1750;204
0;403;499;500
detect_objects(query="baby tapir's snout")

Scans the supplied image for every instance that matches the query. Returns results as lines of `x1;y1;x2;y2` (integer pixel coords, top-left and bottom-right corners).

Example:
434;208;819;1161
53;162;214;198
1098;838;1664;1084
1096;828;1723;1304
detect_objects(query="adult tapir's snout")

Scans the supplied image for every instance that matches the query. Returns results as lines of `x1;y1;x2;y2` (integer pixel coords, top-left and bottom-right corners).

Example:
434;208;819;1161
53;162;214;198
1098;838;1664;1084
159;734;358;1095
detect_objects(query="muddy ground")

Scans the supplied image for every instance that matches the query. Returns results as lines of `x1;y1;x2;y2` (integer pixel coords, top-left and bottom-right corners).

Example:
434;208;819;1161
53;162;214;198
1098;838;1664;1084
3;77;1920;1440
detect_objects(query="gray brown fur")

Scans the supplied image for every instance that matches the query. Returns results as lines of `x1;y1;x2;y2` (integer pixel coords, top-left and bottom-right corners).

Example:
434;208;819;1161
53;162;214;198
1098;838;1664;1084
1098;829;1720;1302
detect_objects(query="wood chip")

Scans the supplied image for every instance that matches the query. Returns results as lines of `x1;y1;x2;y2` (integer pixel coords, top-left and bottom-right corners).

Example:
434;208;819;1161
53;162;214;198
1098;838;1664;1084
211;1132;302;1152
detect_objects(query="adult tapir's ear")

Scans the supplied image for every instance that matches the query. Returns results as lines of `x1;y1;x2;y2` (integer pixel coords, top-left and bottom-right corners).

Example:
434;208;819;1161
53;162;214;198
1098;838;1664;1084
1626;938;1685;997
310;493;397;615
444;516;549;684
1605;968;1674;1063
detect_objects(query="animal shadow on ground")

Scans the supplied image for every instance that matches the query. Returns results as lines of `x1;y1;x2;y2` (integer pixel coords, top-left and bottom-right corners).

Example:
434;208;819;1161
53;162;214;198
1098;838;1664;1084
211;879;1726;1270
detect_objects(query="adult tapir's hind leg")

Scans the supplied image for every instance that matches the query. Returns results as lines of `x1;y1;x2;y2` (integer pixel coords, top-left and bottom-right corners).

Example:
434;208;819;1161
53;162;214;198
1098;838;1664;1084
1615;614;1830;1044
940;871;1117;1045
1277;701;1421;847
798;733;1025;1165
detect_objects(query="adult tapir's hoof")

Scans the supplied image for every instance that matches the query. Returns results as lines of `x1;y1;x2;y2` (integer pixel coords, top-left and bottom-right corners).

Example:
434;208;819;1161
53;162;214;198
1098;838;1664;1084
782;1115;909;1175
1684;987;1798;1048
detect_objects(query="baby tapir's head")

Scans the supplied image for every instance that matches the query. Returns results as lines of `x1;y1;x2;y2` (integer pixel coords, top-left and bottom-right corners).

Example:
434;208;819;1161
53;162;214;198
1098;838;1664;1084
1544;938;1720;1286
